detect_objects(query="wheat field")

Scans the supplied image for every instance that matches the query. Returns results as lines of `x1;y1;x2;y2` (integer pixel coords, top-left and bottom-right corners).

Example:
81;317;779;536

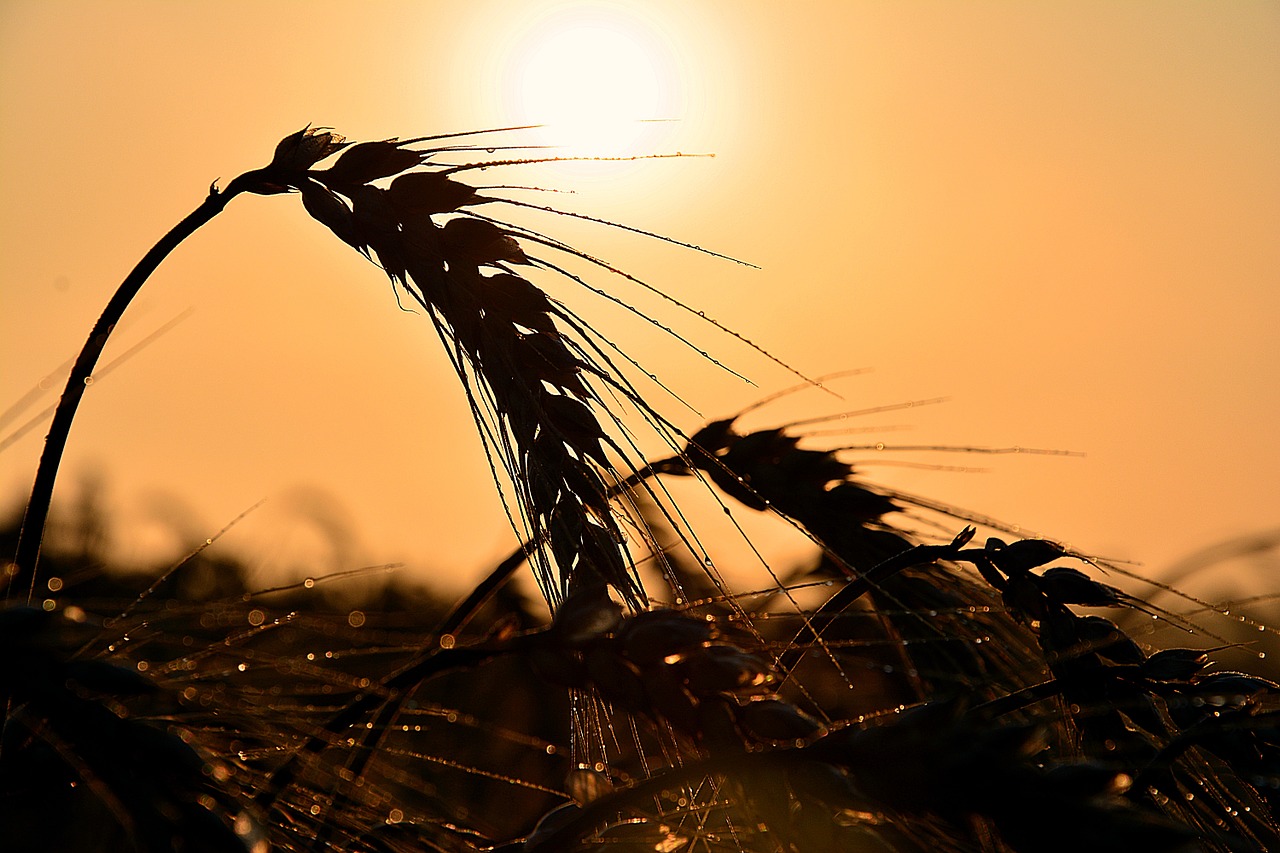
3;126;1280;853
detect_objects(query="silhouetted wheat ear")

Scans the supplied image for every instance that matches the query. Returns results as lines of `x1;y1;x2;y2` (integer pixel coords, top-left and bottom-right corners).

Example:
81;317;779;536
269;126;673;610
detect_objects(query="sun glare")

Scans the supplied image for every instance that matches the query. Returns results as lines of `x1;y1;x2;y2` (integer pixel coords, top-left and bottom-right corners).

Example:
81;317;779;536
504;8;682;162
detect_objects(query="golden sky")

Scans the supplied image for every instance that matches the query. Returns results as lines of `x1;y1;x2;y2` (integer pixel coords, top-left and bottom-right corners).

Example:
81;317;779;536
2;1;1278;598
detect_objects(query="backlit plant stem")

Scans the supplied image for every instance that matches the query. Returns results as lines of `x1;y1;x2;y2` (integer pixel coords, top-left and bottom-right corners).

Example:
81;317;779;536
9;180;250;603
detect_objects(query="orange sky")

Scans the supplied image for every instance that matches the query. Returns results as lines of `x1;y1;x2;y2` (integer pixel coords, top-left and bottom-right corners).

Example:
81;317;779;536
2;1;1278;601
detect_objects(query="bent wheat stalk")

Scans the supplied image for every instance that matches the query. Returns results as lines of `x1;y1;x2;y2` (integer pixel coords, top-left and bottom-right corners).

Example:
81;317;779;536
10;126;747;615
7;131;356;603
11;189;235;603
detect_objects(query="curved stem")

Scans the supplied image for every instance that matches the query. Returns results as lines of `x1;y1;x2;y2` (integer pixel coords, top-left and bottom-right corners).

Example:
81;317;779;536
8;181;246;603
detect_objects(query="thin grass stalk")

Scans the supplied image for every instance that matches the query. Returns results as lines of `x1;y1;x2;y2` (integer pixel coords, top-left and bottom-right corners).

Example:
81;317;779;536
8;128;353;604
8;184;246;603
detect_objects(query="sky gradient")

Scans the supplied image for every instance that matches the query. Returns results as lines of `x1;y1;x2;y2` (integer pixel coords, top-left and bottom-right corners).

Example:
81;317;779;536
2;1;1277;600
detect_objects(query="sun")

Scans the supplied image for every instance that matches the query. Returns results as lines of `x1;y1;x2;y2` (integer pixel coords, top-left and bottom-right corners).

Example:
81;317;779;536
504;7;682;161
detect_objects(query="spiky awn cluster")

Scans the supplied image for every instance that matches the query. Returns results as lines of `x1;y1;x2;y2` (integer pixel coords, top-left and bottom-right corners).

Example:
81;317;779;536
246;127;649;610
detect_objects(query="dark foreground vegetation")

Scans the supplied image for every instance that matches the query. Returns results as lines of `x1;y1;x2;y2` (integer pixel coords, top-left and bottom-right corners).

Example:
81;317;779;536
4;128;1280;852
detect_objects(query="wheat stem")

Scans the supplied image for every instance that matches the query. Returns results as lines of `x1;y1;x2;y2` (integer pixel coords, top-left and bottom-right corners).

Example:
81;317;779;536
8;181;248;603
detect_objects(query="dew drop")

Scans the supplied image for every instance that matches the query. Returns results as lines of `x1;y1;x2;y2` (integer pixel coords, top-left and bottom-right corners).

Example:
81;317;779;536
303;578;315;589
